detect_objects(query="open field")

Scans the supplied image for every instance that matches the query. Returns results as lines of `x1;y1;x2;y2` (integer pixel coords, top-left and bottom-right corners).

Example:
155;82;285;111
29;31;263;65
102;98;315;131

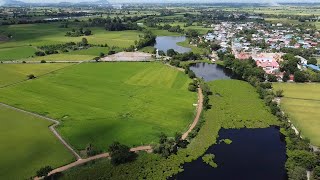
0;105;74;179
20;54;96;61
273;83;320;146
0;62;197;151
0;23;141;60
61;79;278;180
0;46;37;60
0;63;74;87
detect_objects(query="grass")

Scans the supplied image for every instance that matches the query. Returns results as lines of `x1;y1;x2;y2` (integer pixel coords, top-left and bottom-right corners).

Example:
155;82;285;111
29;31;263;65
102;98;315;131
139;46;155;54
0;62;197;151
0;23;141;60
0;105;74;179
60;79;278;180
0;46;37;61
273;83;320;146
0;63;74;87
21;54;96;61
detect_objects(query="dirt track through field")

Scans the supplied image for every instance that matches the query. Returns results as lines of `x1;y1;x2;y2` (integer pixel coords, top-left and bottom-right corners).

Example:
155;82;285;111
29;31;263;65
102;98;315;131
0;103;81;160
182;88;203;140
0;64;204;178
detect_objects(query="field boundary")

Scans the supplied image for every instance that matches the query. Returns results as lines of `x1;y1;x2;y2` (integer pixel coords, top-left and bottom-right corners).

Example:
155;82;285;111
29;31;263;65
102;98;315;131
0;64;203;178
0;62;81;89
276;98;319;152
0;102;81;159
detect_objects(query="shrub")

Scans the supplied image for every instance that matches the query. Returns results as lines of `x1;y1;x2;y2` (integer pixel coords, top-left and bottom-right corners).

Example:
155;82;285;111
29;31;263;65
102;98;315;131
313;166;320;180
188;84;197;92
40;60;46;63
35;51;45;56
108;142;137;165
294;71;307;82
36;166;53;177
275;90;284;97
27;74;36;79
202;154;218;168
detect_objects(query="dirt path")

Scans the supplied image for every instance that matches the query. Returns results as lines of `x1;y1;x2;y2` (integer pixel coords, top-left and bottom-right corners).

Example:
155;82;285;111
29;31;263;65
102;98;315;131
47;146;152;176
1;64;204;178
0;103;81;160
182;87;203;140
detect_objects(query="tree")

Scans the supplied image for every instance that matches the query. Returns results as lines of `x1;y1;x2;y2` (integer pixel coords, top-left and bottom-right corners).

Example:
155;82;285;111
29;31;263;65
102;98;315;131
108;142;136;165
313;166;320;180
40;60;46;63
288;166;307;180
35;51;45;56
85;143;98;157
36;166;53;177
99;52;105;57
84;29;92;36
267;74;278;82
287;150;317;170
294;71;308;82
167;49;177;57
308;58;317;65
81;38;88;46
283;72;290;82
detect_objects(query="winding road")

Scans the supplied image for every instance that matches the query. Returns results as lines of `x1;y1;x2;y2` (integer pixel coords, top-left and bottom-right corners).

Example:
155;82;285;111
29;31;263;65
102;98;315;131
0;73;203;178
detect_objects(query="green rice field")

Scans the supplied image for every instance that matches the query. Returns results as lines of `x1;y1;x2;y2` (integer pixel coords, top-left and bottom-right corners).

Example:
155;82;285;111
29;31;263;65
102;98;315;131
273;83;320;146
0;63;74;87
0;105;74;179
0;62;197;151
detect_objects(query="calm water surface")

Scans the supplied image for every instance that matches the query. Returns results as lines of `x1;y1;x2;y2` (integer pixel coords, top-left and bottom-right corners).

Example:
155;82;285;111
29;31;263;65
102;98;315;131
175;127;287;180
154;36;191;53
189;62;234;82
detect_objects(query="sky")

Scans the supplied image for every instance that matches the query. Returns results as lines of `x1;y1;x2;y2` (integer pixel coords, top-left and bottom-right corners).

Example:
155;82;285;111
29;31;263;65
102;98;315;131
1;0;319;3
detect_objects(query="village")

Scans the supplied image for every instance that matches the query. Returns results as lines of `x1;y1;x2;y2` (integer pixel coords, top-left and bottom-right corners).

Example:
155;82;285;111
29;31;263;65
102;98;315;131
204;21;320;81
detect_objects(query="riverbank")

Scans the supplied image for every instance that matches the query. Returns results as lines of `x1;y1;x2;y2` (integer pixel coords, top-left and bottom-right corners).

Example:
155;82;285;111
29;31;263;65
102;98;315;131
60;79;280;179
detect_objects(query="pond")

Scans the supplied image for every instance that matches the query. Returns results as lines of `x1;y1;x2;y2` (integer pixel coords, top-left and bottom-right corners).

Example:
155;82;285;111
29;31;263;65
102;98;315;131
189;62;235;82
175;127;287;180
154;36;191;54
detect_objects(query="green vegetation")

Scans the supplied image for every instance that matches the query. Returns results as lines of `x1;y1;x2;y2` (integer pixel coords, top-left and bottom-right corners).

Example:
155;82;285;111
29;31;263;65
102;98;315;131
0;62;196;151
0;105;74;179
220;139;232;145
61;79;278;179
0;23;141;60
273;83;320;146
202;154;218;168
0;63;73;87
0;46;36;60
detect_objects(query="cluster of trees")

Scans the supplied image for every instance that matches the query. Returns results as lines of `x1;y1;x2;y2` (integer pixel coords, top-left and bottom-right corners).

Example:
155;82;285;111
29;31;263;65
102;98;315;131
153;132;188;158
135;30;156;49
168;50;202;67
200;80;212;111
222;54;266;82
35;38;89;56
280;53;320;82
65;28;92;37
84;17;142;31
281;48;317;60
108;142;137;165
